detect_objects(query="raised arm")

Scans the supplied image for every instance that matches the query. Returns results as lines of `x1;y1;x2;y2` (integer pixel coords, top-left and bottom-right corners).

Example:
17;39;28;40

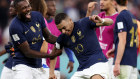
86;2;97;17
89;15;113;26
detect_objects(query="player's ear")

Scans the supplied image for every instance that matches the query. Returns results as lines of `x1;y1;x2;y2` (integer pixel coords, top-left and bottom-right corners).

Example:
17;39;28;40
69;18;73;23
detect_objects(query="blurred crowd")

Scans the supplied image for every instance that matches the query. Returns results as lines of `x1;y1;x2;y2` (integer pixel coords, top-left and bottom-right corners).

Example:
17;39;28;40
0;0;140;49
0;0;140;78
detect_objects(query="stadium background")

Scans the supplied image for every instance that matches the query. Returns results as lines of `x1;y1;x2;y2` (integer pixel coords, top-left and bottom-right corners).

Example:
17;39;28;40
0;0;140;79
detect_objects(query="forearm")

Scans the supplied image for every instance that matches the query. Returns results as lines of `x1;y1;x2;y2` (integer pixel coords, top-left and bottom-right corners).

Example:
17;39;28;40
96;18;113;26
0;50;6;56
86;10;92;17
18;41;52;58
42;28;57;44
103;18;113;26
49;57;57;75
65;48;74;62
115;41;126;64
45;34;57;44
24;49;51;58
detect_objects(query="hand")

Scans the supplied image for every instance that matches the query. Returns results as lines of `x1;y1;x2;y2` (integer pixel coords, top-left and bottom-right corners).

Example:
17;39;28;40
106;48;115;58
67;61;74;73
87;2;97;12
49;49;62;59
49;73;57;79
113;64;120;77
91;15;103;23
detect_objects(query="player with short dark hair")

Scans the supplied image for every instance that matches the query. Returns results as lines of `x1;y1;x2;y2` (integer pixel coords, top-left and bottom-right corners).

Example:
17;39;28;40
111;0;138;78
50;13;113;79
9;0;58;79
45;0;75;78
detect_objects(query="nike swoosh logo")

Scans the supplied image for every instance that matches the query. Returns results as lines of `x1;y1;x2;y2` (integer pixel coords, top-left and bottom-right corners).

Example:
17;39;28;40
25;30;29;34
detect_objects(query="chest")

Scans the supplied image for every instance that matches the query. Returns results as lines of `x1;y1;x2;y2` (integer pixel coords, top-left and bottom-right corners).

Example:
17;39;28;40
22;21;43;44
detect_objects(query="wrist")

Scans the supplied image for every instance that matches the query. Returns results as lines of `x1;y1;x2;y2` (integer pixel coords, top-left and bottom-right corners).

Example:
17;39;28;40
115;62;120;65
69;60;74;63
101;19;105;24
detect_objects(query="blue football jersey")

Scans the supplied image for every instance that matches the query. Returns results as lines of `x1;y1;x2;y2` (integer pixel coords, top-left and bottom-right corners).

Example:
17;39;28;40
9;11;46;68
114;10;138;67
57;17;107;71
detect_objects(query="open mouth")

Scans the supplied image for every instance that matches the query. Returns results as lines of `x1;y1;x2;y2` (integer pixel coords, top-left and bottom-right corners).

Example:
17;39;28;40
25;12;31;19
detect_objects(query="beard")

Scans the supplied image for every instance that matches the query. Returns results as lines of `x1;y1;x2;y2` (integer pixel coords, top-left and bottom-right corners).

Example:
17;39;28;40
18;13;31;22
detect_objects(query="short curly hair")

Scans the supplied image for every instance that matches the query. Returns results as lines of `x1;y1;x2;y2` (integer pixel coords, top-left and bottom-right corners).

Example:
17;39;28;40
13;0;25;9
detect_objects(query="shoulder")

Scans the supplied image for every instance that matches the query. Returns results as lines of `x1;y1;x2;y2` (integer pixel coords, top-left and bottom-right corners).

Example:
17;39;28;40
31;11;43;18
31;11;42;16
117;10;129;18
78;17;90;23
9;17;23;31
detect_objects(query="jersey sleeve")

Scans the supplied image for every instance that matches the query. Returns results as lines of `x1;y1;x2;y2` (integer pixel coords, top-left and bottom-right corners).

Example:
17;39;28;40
64;48;74;63
56;34;68;49
115;15;127;33
79;17;97;29
10;23;27;46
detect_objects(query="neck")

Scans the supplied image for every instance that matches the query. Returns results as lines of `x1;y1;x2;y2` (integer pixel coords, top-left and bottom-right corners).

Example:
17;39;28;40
117;5;127;13
17;14;21;19
105;7;117;16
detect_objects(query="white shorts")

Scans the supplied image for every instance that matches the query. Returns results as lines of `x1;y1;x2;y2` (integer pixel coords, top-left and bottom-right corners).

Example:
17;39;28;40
71;62;110;79
112;65;138;79
108;58;114;78
44;68;60;79
1;66;13;79
12;64;49;79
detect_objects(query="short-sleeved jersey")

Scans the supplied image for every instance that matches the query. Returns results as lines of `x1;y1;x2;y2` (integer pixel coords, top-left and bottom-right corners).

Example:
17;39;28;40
9;11;46;68
96;12;118;58
5;56;13;69
57;17;107;71
114;10;138;67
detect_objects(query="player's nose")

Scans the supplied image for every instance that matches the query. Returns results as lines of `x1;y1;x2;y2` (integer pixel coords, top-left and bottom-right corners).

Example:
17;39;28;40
62;29;66;34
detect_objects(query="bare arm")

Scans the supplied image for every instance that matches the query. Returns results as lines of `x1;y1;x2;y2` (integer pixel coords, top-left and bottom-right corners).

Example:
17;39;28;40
42;27;57;44
89;15;113;26
49;46;63;79
115;32;126;64
0;50;6;56
49;57;57;79
86;2;97;17
114;32;126;76
18;41;56;58
40;40;48;53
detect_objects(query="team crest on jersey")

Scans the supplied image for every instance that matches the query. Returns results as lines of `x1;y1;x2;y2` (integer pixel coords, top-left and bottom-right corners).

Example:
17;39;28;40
77;29;84;40
71;35;76;43
36;22;41;31
132;19;137;24
77;30;81;36
36;22;40;28
30;26;36;33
